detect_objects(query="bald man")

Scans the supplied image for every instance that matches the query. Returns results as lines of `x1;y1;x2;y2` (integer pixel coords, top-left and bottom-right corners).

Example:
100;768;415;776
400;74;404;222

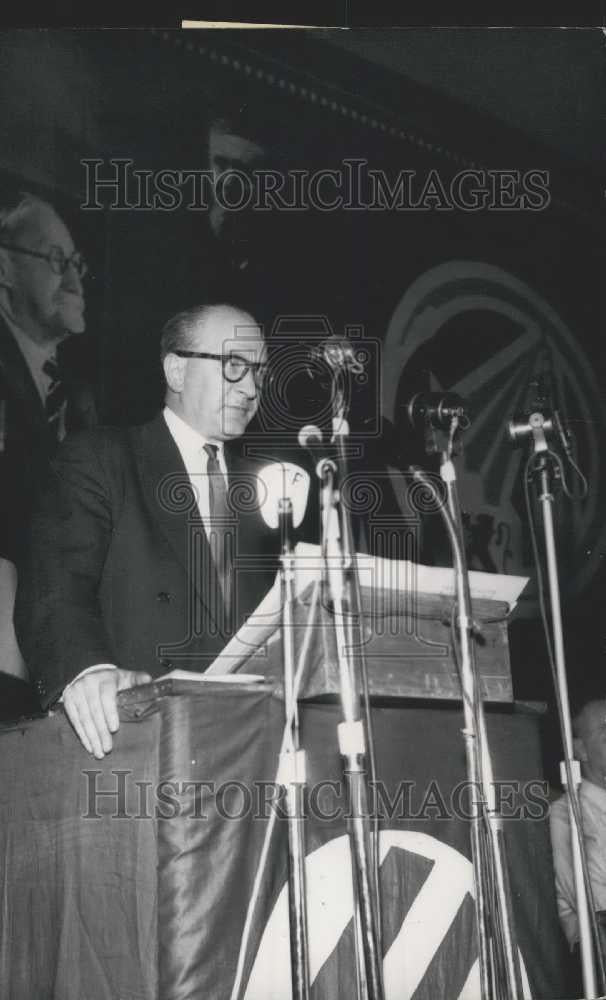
15;303;277;756
550;697;606;948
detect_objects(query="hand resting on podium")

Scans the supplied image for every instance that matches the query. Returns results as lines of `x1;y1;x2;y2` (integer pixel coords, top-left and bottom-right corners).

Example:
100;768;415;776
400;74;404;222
63;665;152;758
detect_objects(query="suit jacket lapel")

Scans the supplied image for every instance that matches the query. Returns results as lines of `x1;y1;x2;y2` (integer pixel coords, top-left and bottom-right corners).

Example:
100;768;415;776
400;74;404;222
0;318;98;442
138;413;222;631
0;316;49;442
64;377;98;433
57;339;98;432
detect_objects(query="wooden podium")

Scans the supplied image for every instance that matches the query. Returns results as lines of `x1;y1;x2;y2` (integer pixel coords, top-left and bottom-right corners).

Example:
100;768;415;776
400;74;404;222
238;582;514;704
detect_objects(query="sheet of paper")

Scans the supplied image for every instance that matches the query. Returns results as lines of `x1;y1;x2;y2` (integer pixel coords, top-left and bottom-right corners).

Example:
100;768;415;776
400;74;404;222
293;542;528;608
204;543;528;676
157;669;265;684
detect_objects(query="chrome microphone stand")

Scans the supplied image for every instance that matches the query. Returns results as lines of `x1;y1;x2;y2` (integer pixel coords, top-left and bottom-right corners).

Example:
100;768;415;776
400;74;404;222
317;449;384;1000
442;453;523;1000
512;412;599;998
410;399;523;1000
306;350;384;1000
278;497;310;1000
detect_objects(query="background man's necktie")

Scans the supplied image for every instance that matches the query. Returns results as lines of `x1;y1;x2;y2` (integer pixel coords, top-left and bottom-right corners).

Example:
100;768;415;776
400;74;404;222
42;355;67;441
203;443;233;626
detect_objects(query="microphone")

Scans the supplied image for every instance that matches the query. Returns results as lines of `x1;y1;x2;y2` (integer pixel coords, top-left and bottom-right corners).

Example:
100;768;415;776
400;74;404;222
407;392;471;430
507;410;554;447
257;462;310;530
306;337;365;377
508;406;575;452
297;424;337;480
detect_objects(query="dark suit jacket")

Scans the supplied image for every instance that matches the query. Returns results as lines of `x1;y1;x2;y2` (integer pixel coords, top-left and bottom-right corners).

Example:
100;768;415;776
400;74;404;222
0;315;97;566
14;413;279;709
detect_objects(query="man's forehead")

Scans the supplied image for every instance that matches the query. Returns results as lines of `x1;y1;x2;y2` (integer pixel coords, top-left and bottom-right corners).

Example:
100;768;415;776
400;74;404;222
18;205;74;251
193;309;264;354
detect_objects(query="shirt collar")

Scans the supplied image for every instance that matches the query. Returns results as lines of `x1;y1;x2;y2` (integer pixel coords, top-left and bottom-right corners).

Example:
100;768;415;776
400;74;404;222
163;405;224;458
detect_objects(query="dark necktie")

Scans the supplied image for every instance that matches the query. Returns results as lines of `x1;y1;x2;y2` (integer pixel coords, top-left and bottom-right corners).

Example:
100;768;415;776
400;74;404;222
42;355;67;441
203;443;233;626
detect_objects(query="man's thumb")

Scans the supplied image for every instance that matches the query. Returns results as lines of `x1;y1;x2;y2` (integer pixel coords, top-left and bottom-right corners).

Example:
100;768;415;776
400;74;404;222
132;671;153;687
117;669;153;691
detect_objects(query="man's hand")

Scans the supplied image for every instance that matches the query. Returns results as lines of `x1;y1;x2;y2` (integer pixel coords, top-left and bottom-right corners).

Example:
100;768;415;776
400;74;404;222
63;667;152;758
0;557;28;680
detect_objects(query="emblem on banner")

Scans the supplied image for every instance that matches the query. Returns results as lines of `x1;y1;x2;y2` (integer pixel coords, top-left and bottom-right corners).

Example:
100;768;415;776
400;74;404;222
383;261;606;617
243;830;530;999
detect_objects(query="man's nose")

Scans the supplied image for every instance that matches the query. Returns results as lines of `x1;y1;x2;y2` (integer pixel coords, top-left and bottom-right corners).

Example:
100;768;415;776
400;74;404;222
61;261;84;296
238;368;258;398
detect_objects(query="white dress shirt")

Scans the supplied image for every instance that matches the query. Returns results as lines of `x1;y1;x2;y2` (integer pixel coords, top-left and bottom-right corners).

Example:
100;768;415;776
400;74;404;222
162;405;227;535
550;778;606;947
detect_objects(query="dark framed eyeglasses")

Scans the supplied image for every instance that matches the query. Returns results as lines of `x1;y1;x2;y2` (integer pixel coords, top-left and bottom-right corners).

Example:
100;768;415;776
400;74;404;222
174;350;268;386
0;241;89;279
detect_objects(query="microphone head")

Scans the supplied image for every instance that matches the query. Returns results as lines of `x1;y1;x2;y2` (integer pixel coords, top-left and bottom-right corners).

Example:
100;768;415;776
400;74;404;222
297;424;323;449
407;392;470;430
324;337;354;369
307;337;364;376
257;462;310;530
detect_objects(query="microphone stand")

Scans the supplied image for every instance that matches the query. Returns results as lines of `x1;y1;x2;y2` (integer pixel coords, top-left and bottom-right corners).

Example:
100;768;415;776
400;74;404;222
332;395;384;950
316;380;384;1000
278;497;310;1000
523;416;599;998
412;416;523;1000
443;454;523;1000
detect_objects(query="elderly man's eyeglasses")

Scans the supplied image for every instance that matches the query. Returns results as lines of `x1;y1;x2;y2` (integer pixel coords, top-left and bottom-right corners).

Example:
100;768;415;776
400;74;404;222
174;350;268;386
0;241;89;279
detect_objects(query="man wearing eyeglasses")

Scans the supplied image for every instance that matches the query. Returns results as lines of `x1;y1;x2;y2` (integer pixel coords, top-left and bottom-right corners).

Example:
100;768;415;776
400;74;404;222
0;192;96;705
15;302;277;756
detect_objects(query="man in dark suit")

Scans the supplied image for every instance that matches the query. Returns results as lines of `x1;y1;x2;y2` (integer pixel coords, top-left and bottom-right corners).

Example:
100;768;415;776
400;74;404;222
15;303;277;756
0;192;96;712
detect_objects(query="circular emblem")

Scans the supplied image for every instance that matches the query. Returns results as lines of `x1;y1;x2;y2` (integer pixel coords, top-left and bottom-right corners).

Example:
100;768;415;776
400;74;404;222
383;261;606;617
243;830;530;999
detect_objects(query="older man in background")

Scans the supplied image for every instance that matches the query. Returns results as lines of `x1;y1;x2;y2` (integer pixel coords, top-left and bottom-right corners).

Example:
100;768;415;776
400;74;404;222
550;694;606;953
0;192;96;697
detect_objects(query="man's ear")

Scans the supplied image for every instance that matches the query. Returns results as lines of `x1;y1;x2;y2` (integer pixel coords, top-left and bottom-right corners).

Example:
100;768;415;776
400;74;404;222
574;736;588;762
163;353;186;393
